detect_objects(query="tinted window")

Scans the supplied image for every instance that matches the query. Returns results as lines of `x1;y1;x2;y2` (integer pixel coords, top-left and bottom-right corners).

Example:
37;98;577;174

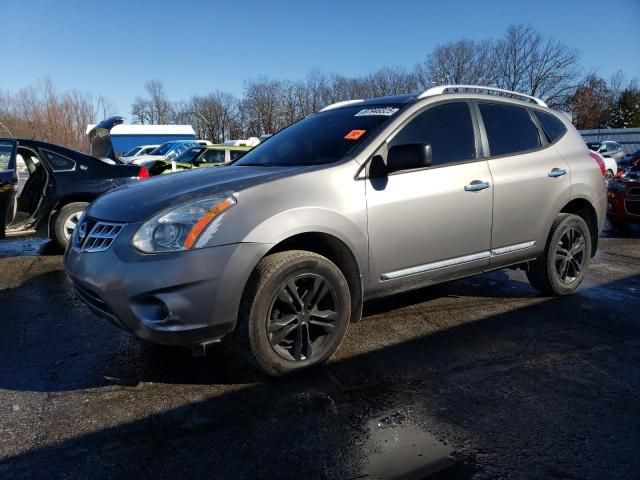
479;103;541;156
391;102;476;166
42;150;75;171
202;150;225;164
234;104;402;167
533;110;567;143
229;149;247;161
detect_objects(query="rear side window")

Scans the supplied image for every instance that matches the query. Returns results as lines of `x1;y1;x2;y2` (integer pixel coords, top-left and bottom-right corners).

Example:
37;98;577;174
479;103;541;157
533;110;567;143
391;102;476;166
42;150;75;171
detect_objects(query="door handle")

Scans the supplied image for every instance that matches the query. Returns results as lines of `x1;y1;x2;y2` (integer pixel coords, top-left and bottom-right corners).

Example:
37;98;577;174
548;168;567;178
464;180;491;192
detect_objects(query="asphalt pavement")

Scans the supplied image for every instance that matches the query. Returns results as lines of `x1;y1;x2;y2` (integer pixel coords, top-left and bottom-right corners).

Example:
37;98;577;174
1;224;639;479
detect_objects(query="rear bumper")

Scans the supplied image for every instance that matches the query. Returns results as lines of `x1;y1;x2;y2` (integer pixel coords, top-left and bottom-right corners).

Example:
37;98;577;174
64;222;272;346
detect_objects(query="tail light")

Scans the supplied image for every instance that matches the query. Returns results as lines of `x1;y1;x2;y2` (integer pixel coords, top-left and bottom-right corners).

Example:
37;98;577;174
588;151;606;176
137;166;150;180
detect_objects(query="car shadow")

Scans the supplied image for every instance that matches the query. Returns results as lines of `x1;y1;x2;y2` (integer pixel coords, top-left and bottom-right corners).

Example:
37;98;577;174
1;271;639;478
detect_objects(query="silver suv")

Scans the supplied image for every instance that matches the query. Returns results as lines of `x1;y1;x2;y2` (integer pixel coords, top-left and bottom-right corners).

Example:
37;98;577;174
65;85;607;376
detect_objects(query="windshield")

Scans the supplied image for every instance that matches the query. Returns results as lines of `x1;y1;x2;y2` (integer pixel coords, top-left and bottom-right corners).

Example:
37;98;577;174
586;142;601;152
233;104;403;167
123;146;141;157
150;142;176;156
175;147;205;164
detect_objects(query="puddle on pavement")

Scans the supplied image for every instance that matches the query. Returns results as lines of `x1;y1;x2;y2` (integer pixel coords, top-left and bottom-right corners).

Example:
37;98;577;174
362;412;456;479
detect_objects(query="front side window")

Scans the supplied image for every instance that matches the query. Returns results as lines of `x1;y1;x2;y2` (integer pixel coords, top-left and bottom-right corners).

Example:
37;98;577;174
479;103;541;157
234;104;403;167
390;102;476;166
42;150;75;171
533;110;567;143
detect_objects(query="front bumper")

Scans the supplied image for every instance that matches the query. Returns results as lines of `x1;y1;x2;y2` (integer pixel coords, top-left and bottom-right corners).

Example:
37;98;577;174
64;222;272;346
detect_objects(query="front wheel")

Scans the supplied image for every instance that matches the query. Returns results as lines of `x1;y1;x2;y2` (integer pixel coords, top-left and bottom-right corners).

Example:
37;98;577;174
234;250;351;376
527;213;592;296
53;202;88;249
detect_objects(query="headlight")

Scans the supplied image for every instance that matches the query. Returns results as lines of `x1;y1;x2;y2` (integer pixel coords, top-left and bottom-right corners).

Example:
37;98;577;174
132;196;236;253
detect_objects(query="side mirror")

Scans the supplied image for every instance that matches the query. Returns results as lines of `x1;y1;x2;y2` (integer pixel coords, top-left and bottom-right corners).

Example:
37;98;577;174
387;143;432;174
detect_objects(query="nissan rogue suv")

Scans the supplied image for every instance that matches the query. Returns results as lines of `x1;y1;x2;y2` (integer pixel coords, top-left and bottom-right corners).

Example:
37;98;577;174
64;85;607;376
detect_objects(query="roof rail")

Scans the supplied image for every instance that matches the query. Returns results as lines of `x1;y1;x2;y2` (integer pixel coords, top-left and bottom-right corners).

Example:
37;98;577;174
319;99;364;112
418;85;548;107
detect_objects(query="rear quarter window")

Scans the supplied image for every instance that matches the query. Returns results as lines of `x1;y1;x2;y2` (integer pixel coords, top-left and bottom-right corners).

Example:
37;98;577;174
479;103;541;157
533;110;567;143
42;149;76;171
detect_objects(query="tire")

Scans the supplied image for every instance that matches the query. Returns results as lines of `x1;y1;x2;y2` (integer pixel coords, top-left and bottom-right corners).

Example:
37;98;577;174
527;213;592;296
234;250;351;376
53;202;88;249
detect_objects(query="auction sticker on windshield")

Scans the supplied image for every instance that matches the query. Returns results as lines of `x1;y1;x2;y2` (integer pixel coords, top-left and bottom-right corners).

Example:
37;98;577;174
344;129;367;140
355;107;399;117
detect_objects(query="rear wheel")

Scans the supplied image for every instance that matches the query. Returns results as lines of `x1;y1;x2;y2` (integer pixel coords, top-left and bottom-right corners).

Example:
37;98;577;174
234;250;351;376
527;213;591;296
53;202;88;249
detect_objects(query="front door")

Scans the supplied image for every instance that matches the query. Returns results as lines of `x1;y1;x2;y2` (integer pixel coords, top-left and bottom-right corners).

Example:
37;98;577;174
0;140;18;238
365;101;494;292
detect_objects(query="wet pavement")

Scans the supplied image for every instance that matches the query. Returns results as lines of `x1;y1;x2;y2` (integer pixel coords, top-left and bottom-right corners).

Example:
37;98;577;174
1;224;639;479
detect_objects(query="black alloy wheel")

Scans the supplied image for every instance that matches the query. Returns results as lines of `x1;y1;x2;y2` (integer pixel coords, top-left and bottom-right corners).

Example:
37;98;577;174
267;273;339;362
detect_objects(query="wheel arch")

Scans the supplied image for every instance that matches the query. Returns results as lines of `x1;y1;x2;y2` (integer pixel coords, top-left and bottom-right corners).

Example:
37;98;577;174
261;232;364;324
560;198;599;257
47;195;96;237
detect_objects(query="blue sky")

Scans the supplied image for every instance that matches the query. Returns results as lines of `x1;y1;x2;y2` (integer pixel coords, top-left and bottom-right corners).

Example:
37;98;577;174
3;0;639;116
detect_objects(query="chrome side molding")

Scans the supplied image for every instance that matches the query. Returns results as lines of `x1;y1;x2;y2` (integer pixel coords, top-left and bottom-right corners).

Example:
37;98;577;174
381;241;537;280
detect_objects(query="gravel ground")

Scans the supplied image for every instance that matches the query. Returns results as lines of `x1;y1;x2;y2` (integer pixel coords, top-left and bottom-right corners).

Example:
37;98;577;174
1;224;639;479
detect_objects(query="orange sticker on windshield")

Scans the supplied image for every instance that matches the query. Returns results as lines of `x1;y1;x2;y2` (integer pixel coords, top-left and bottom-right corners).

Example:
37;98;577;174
344;129;366;140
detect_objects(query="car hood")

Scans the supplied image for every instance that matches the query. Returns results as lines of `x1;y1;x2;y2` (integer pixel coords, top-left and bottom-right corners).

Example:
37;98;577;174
86;165;303;222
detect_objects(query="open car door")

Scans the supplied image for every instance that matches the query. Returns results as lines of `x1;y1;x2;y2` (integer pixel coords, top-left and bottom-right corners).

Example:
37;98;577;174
0;139;18;238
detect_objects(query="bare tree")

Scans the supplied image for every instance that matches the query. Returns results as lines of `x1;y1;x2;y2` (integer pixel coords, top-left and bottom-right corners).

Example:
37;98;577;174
243;77;282;135
416;39;497;88
495;24;580;106
0;79;114;150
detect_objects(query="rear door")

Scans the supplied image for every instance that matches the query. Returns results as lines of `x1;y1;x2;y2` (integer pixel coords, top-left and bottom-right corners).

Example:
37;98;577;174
0;139;18;238
477;102;571;268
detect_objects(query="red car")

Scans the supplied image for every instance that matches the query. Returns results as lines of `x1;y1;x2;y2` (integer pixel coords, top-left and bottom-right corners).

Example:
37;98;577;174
607;173;640;226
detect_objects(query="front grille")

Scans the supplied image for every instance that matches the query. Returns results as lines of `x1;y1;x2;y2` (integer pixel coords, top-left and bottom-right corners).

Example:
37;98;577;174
73;218;126;252
625;200;640;216
627;187;640;196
